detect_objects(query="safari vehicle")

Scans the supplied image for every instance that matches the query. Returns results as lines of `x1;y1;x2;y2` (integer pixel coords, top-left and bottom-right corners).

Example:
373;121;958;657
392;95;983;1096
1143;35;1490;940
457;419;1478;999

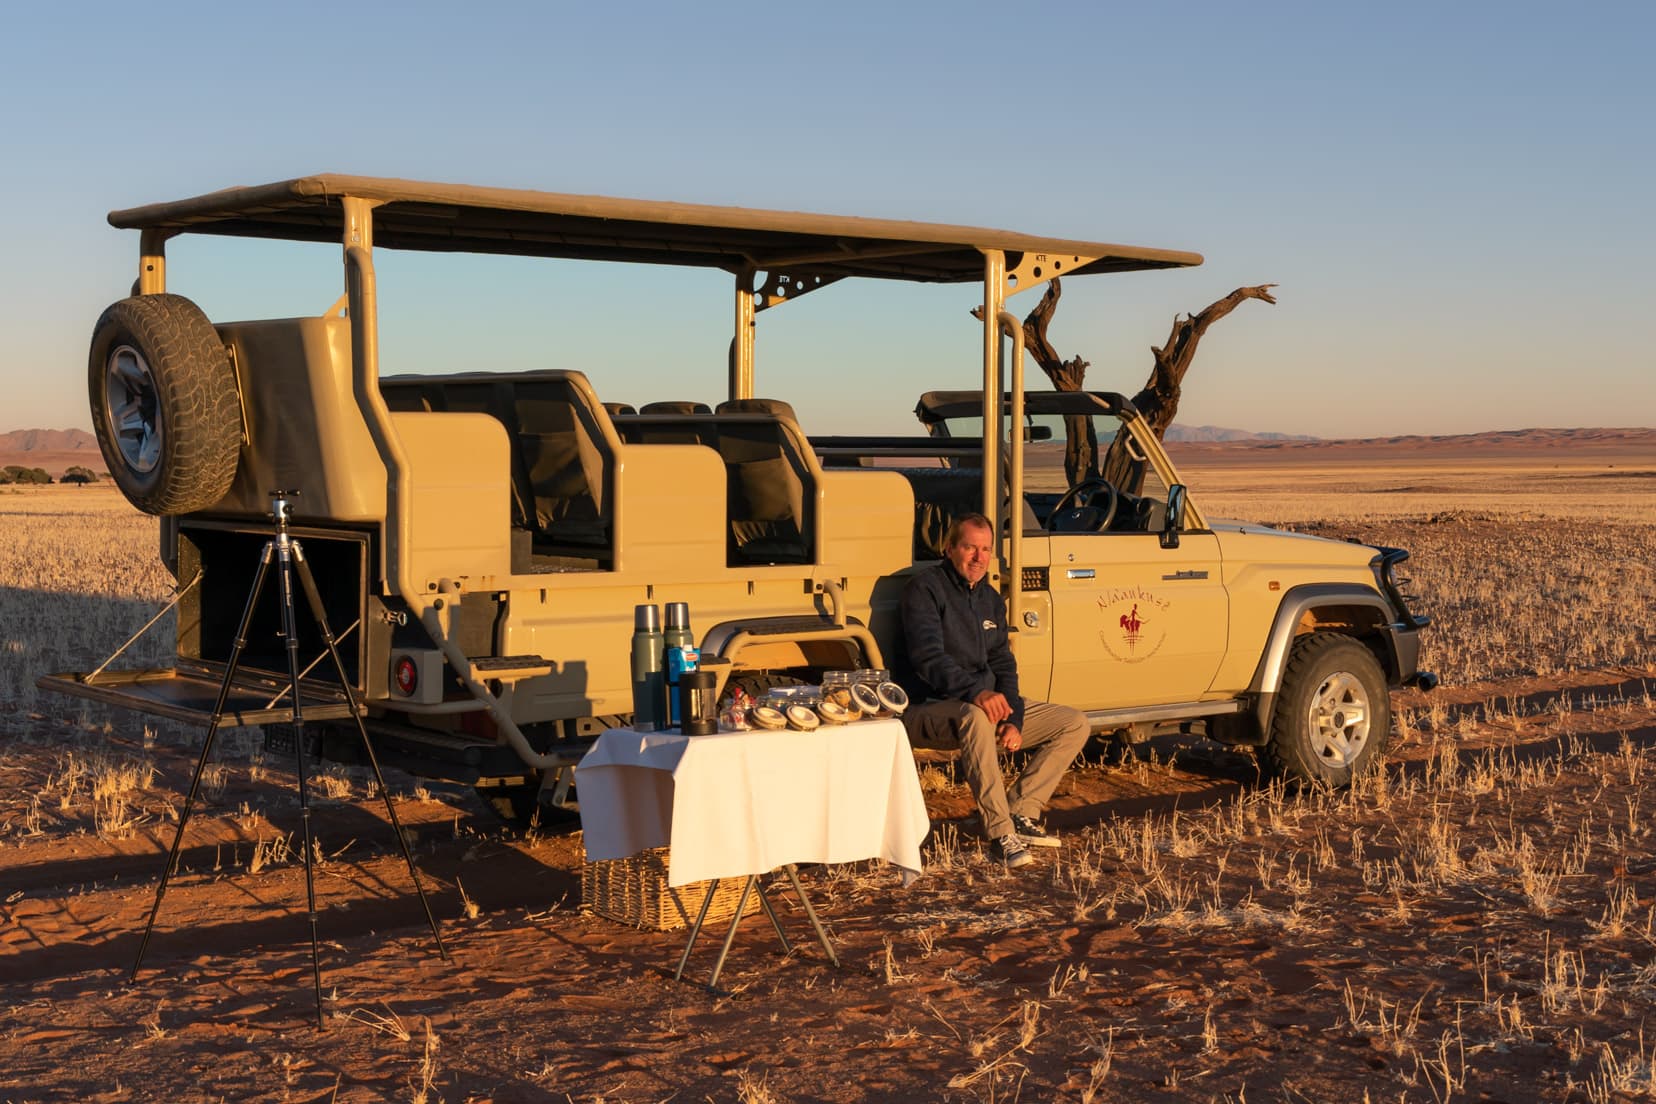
44;175;1434;820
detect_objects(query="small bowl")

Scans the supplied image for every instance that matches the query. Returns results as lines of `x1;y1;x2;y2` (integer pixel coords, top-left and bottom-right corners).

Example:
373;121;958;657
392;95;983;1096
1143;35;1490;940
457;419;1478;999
816;699;852;725
784;703;821;731
748;705;787;730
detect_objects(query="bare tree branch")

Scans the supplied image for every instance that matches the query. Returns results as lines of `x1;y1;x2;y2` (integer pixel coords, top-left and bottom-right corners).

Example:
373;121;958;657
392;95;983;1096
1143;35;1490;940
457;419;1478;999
1101;284;1277;491
975;280;1090;389
1133;283;1277;437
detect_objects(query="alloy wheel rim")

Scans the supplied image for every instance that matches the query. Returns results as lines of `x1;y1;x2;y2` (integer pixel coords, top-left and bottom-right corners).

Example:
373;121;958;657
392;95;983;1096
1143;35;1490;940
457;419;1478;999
1306;670;1371;767
105;344;162;474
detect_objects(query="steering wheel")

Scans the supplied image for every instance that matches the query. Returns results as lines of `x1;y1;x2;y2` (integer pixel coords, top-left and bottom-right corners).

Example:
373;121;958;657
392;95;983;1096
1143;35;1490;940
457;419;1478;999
1047;477;1120;532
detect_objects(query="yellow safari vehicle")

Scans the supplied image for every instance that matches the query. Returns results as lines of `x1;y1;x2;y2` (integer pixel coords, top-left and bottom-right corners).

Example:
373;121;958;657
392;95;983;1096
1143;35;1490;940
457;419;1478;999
45;175;1433;820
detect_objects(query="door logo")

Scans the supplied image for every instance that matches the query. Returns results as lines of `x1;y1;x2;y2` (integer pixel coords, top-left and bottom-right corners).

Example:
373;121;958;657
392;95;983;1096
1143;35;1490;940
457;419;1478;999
1097;587;1169;663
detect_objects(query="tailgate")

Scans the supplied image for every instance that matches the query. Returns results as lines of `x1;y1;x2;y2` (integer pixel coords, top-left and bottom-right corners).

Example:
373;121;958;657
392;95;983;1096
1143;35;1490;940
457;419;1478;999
37;666;359;728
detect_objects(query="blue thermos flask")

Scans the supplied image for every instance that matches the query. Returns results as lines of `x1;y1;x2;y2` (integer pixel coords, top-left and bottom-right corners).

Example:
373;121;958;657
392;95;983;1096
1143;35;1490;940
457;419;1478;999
664;601;699;726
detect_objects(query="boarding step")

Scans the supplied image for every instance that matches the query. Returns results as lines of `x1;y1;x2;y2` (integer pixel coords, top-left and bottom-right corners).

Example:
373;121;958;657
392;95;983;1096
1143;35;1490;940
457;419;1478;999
470;654;553;681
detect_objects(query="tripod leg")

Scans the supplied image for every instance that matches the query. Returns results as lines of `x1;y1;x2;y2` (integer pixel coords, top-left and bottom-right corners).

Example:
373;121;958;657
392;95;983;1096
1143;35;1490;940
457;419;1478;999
133;544;275;981
274;541;327;1030
291;544;449;962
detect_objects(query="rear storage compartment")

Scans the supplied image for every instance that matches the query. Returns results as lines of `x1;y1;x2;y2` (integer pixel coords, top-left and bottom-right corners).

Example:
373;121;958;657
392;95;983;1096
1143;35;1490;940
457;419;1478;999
178;519;385;698
36;519;390;727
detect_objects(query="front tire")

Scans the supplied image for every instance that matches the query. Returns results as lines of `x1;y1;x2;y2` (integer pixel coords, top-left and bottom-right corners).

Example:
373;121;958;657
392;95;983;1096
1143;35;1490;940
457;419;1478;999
1261;633;1389;787
88;294;241;515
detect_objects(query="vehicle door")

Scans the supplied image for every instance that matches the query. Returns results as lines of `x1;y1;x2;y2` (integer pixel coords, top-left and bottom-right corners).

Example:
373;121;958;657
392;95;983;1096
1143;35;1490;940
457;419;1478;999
1039;428;1229;709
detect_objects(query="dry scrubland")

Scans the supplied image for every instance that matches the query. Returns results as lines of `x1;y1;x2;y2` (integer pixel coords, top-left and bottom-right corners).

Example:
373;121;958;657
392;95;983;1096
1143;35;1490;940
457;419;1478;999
1178;459;1656;684
0;486;177;715
1;457;1654;1103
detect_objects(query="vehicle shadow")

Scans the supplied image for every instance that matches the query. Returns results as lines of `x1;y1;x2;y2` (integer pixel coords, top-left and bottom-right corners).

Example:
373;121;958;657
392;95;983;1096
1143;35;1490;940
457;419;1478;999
1;584;178;727
1;822;578;985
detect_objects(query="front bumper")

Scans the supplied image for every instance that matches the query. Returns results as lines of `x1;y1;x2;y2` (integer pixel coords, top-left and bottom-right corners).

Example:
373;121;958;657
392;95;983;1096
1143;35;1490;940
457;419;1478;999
1382;619;1435;689
1374;546;1435;691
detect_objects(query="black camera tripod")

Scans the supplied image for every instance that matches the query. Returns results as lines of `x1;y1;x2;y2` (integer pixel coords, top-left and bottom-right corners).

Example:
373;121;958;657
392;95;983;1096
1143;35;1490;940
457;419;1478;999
131;492;448;1028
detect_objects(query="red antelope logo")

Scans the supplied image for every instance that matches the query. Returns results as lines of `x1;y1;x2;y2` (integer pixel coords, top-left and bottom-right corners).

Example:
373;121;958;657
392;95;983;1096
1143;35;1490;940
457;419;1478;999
1119;603;1144;646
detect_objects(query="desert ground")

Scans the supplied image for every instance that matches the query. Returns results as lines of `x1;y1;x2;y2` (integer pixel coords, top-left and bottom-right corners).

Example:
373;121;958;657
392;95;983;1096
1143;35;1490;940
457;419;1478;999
2;432;1654;1103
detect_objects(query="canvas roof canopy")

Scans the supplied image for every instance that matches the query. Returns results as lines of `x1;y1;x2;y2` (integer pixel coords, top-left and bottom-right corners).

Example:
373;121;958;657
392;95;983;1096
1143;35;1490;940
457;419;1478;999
109;174;1202;284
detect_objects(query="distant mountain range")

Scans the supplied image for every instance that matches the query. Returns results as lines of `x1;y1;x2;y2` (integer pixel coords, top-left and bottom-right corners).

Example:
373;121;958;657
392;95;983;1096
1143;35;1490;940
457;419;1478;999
1167;425;1655;451
0;428;99;453
1;425;1650;479
0;428;102;476
1164;424;1318;443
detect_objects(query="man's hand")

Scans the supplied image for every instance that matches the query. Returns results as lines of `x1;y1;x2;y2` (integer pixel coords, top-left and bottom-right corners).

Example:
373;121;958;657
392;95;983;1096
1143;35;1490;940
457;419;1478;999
997;722;1022;752
973;690;1013;725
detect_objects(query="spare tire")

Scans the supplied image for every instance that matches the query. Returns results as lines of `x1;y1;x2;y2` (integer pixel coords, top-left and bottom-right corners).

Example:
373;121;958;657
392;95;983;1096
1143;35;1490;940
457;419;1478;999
88;294;241;515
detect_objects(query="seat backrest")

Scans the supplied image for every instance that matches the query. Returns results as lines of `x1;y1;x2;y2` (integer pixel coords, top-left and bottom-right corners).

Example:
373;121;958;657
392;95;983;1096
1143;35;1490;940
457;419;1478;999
716;414;813;565
613;414;718;448
640;399;712;415
715;396;798;421
900;467;1041;559
510;380;611;555
380;378;447;413
900;468;978;559
613;408;816;565
377;372;618;566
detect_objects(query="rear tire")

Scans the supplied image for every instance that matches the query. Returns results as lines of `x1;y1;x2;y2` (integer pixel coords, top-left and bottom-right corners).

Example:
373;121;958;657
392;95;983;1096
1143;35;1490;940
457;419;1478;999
719;671;805;712
1260;633;1389;787
89;294;241;515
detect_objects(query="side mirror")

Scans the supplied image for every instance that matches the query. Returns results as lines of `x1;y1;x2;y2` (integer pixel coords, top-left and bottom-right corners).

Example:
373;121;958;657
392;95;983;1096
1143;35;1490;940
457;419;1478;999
1160;483;1186;549
1024;425;1053;442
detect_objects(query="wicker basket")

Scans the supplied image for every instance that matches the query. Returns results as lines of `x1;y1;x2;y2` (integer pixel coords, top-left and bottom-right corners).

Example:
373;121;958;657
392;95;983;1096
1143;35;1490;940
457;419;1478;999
581;848;760;931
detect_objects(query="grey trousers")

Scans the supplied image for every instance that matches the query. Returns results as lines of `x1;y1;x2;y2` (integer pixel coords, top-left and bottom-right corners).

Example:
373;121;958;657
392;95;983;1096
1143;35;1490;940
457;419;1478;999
903;698;1091;840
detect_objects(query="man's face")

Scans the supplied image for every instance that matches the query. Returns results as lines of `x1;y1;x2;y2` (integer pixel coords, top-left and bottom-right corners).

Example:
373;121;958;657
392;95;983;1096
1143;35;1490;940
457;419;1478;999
946;520;994;587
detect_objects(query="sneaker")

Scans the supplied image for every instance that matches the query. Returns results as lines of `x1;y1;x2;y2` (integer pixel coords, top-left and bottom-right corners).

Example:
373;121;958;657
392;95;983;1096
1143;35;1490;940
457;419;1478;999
991;833;1034;869
1011;813;1061;849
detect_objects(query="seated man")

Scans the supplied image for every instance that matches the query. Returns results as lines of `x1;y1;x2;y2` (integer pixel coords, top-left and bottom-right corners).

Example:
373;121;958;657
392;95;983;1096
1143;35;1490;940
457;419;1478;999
896;512;1091;869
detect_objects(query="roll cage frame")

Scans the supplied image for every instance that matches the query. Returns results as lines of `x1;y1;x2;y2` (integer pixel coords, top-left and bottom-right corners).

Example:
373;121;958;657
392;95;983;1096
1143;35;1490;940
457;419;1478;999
112;174;1202;618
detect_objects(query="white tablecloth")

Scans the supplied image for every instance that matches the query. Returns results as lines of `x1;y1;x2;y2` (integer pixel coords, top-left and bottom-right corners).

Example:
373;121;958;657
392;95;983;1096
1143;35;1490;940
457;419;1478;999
575;718;930;887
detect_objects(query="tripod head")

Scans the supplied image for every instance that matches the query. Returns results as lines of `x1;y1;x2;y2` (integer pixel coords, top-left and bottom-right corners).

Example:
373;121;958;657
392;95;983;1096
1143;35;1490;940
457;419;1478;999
268;490;300;540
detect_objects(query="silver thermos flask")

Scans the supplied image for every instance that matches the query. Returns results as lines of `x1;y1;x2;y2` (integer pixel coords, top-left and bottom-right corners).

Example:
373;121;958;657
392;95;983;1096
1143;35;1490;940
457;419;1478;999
630;604;666;732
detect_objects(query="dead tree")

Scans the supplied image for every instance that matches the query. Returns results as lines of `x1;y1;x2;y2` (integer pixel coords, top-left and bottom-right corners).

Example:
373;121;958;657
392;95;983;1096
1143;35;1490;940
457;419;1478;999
988;279;1278;492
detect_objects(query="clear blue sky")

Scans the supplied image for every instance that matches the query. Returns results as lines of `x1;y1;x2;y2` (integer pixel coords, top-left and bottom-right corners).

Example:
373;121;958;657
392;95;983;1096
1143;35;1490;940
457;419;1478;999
3;0;1651;438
